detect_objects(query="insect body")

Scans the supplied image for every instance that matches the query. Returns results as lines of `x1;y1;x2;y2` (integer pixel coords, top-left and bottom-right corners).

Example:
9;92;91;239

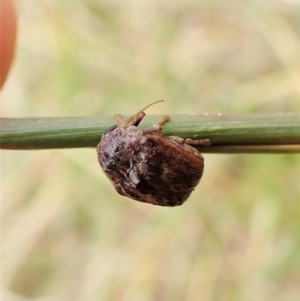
96;100;209;206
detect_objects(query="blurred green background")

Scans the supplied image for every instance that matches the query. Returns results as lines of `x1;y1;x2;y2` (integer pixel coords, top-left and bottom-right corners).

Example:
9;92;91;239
1;1;300;301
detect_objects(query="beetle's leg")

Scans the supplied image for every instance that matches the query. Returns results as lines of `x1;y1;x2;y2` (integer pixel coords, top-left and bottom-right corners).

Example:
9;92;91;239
156;115;170;127
169;136;211;146
185;138;211;146
115;114;124;123
145;115;170;132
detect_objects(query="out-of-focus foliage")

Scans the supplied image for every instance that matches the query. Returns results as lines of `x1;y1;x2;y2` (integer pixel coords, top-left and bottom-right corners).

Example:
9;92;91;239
1;1;300;301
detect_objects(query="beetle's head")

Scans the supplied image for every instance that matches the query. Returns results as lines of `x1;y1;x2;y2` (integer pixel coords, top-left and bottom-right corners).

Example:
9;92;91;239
103;100;164;136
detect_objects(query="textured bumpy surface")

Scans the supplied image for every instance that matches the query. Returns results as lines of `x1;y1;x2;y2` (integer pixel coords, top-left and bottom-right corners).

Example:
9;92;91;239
97;124;204;206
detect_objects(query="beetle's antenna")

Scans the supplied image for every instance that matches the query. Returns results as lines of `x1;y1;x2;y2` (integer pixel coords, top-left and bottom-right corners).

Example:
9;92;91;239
138;100;164;113
118;100;164;127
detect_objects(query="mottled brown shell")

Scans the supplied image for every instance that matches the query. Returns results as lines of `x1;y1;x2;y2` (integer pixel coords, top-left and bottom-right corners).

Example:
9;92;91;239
96;101;207;206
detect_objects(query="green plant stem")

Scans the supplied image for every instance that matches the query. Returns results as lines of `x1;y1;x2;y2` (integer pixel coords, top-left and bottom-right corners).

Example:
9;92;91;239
0;114;299;153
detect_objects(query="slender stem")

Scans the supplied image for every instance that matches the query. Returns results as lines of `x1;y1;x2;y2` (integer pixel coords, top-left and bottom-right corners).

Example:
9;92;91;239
0;114;299;153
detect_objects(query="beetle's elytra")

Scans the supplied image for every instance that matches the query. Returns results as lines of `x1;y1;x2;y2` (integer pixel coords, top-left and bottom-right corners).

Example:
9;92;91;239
96;100;210;206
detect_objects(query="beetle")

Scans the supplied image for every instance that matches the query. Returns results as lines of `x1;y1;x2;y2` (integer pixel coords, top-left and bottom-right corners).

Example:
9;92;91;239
96;100;210;206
